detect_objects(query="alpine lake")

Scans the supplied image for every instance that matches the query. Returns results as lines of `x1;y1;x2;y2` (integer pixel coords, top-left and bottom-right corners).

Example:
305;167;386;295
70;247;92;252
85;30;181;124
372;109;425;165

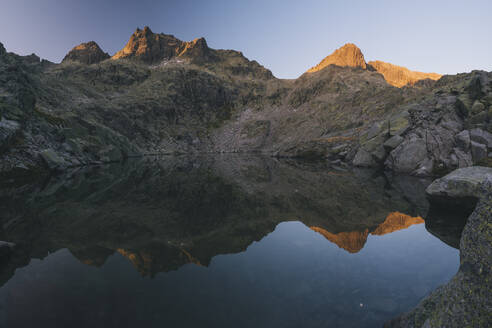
0;155;466;328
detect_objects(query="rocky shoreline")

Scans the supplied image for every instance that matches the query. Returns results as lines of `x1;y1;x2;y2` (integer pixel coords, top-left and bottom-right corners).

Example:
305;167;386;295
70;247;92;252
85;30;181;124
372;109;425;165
386;167;492;328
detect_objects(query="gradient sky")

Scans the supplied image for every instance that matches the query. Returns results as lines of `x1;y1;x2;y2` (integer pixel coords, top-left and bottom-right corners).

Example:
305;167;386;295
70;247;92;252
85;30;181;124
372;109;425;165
0;0;491;78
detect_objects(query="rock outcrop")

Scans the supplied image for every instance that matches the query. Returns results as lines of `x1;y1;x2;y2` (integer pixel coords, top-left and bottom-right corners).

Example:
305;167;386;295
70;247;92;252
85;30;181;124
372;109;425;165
368;60;442;88
307;43;367;72
62;41;110;64
386;169;492;328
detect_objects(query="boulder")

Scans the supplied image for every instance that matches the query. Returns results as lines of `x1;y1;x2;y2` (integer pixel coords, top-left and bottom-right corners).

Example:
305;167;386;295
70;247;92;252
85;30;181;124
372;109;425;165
353;148;376;167
469;128;492;149
426;166;492;209
471;141;487;162
385;137;428;174
454;130;470;151
383;135;404;151
470;100;485;115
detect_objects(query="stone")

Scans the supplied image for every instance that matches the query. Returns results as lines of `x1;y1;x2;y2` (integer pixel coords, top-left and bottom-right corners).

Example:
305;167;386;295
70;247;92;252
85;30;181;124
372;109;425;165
469;128;492;149
470;141;487;162
366;122;383;140
388;111;410;136
372;145;387;163
385;137;428;174
426;166;492;207
454;130;470;151
39;149;67;170
383;135;404;151
470;100;485;115
453;148;473;168
413;158;434;177
353;148;376;167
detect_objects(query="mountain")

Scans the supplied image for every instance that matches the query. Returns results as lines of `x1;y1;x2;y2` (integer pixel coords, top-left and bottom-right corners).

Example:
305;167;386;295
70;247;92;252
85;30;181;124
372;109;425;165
307;43;367;72
306;43;442;88
62;41;110;64
368;60;442;87
112;26;212;64
0;28;491;177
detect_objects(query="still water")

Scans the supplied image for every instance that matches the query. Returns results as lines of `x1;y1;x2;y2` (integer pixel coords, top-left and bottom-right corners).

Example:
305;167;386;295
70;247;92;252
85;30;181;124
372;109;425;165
0;156;460;328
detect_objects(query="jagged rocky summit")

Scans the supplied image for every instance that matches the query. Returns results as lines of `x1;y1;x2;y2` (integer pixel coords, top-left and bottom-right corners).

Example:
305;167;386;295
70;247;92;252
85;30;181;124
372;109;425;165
0;28;491;177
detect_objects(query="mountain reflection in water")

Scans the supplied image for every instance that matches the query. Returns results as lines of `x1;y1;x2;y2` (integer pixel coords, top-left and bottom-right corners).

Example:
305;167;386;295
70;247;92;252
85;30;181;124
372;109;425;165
311;212;424;253
0;155;463;328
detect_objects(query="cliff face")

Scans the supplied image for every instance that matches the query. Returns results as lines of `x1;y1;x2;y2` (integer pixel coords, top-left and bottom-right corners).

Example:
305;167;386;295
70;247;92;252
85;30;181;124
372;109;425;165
368;60;442;88
307;43;367;72
62;41;110;64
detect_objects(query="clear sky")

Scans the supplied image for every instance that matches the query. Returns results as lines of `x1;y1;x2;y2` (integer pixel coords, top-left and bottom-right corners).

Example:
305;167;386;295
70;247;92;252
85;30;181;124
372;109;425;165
0;0;491;78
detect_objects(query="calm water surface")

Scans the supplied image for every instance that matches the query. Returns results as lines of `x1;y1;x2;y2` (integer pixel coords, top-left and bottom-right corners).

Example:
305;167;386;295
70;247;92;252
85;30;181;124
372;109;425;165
0;156;461;328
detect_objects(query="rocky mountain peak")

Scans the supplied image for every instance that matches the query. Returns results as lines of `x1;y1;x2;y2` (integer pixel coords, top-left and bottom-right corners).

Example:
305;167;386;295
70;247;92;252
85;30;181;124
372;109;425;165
308;43;367;72
62;41;110;65
0;42;5;56
112;26;212;64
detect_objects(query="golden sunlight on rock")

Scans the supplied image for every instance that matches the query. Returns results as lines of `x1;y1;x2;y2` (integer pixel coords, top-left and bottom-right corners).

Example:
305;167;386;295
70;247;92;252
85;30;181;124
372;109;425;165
307;43;367;73
367;61;442;88
371;212;424;236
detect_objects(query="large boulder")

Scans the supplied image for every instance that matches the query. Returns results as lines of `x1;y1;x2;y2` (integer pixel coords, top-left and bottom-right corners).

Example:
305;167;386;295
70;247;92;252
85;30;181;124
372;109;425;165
385;137;430;174
469;128;492;149
426;166;492;209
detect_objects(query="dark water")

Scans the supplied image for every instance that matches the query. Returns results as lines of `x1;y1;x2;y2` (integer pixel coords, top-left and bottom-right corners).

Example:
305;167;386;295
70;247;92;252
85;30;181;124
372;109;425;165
0;156;461;328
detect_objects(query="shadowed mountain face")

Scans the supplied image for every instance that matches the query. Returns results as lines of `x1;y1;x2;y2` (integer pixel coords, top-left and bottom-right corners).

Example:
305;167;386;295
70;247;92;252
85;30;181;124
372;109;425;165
0;155;437;283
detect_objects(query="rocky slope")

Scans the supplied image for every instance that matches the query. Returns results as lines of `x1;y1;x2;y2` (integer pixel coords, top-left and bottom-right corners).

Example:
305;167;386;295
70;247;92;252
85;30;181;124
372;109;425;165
1;29;491;177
